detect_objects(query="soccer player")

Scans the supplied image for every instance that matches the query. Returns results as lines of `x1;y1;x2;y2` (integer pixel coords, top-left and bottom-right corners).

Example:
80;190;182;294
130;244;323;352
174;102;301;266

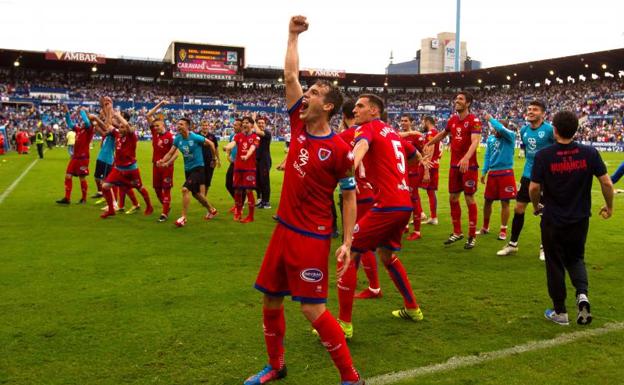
254;116;272;209
99;101;154;219
146;101;175;222
478;113;517;241
337;99;381;301
157;118;217;227
336;94;425;340
93;122;116;204
225;118;243;202
398;114;427;240
224;116;259;223
426;91;482;249
199;120;221;199
420;116;441;225
529;111;613;325
245;16;363;385
497;101;554;259
56;105;94;205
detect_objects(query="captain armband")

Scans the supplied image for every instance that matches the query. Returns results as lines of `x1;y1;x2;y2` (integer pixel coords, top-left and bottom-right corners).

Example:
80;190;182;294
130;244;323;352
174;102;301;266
339;176;356;191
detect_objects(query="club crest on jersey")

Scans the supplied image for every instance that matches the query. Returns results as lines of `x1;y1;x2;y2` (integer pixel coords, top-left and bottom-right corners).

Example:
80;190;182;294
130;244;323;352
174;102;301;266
538;131;545;138
300;268;323;283
464;122;469;128
318;148;331;161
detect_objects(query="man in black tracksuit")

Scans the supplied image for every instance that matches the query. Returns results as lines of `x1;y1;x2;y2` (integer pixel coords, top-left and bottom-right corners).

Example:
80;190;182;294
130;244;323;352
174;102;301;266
254;116;272;209
529;111;614;326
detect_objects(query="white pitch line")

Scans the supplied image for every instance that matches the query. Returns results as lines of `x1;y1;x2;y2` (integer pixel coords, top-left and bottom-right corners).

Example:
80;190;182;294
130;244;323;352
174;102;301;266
0;158;39;205
367;322;624;385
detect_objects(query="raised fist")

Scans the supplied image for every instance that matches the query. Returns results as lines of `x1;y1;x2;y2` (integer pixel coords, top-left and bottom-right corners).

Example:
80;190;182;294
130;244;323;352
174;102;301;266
289;16;309;34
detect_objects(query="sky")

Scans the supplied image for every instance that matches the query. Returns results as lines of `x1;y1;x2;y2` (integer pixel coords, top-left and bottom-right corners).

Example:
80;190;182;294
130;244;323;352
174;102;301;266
1;0;622;74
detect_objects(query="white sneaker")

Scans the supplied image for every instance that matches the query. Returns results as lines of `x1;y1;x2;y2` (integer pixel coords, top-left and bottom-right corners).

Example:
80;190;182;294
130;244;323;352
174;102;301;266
424;217;438;225
497;243;518;256
539;245;545;261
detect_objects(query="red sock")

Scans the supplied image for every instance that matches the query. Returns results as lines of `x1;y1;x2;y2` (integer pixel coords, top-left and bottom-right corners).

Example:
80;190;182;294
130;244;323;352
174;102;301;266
263;307;286;370
103;187;114;212
360;251;380;290
234;190;243;215
127;188;139;206
450;200;462;235
80;179;88;200
412;194;422;233
468;202;478;237
154;189;164;205
337;259;357;323
162;189;171;215
427;189;437;218
384;255;418;309
246;190;255;219
311;310;359;382
139;187;152;209
95;179;102;194
64;178;72;200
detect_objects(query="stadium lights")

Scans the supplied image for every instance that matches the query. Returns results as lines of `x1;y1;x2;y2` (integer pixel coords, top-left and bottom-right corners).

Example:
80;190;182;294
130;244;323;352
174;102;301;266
584;64;589;68
506;75;511;81
579;75;586;81
601;64;607;69
431;81;436;86
352;79;357;84
160;70;165;76
477;79;482;84
13;60;20;67
604;72;614;78
91;65;97;72
383;82;388;87
591;73;599;80
549;70;554;75
544;79;551;85
277;77;283;83
513;73;517;77
332;80;338;86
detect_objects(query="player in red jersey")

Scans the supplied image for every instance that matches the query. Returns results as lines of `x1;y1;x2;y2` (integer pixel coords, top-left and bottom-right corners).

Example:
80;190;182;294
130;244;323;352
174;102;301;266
146;100;174;222
334;94;425;335
56;104;94;205
426;91;482;249
337;100;382;303
245;16;363;385
419;116;441;225
98;99;153;219
224;116;259;223
398;114;427;241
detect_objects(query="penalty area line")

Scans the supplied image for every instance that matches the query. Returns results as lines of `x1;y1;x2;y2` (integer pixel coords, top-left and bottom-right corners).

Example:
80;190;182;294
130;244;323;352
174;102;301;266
0;158;39;205
367;321;624;385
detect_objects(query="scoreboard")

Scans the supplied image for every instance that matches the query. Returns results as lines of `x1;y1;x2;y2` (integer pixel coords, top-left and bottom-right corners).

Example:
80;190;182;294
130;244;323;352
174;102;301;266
170;42;245;81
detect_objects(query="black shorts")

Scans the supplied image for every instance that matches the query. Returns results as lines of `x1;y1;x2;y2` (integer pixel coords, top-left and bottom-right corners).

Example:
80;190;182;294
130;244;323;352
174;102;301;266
204;165;215;187
95;160;113;180
183;166;205;194
516;176;531;203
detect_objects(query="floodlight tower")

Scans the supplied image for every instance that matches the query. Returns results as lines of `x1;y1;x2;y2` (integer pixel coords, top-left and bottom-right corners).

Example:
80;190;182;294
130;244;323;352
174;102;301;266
455;0;461;72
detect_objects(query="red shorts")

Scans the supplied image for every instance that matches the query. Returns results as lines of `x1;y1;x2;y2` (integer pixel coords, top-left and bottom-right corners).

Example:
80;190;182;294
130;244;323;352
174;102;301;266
449;167;478;195
152;164;174;190
105;167;144;189
356;198;374;221
419;167;439;190
233;169;256;189
484;169;517;201
255;223;331;303
352;209;411;252
66;158;90;176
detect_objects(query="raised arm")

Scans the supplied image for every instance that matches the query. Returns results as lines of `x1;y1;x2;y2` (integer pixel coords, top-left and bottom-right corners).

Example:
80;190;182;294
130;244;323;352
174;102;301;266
146;100;168;124
484;113;515;143
425;129;448;147
284;16;308;109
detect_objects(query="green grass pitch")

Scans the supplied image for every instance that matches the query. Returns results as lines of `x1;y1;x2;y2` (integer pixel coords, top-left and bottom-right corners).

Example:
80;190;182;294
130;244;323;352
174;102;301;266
1;142;623;385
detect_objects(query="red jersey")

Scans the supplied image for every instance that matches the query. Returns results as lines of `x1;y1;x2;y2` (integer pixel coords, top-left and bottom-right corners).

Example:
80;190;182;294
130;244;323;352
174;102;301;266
234;132;259;170
150;127;174;163
403;131;426;176
424;127;442;169
354;119;415;209
111;129;138;168
338;126;374;202
445;113;482;167
277;98;354;238
72;125;94;160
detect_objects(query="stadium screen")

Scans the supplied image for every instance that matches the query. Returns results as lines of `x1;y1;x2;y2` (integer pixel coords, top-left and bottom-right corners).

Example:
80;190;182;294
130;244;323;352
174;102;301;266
173;43;244;81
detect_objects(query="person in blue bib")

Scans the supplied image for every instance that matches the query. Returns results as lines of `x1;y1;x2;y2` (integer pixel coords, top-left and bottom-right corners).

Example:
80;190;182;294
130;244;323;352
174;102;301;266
157;118;217;227
497;100;554;259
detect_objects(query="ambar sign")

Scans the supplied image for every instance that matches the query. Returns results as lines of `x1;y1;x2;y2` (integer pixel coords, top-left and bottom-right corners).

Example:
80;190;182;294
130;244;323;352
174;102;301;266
300;69;346;79
45;51;106;64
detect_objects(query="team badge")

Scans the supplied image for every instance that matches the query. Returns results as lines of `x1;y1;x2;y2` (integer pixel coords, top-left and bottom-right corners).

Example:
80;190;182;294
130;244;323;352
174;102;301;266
178;49;187;62
318;148;332;161
538;131;545;138
464;122;469;128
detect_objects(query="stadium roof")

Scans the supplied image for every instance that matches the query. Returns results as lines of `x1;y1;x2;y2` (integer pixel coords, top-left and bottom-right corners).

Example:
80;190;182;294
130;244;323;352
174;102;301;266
1;47;623;88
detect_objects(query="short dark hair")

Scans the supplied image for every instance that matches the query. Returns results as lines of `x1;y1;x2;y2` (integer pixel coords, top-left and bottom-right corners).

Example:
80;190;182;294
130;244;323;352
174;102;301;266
400;114;414;121
179;117;192;127
552;111;578;139
242;116;255;125
456;91;474;107
314;79;344;120
423;116;435;126
342;99;355;120
358;93;385;115
234;117;243;123
529;100;547;111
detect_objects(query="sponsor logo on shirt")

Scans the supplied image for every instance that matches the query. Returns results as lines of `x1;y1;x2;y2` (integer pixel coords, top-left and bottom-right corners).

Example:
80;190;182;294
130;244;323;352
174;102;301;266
504;186;515;193
300;268;323;283
293;148;309;177
527;137;537;151
465;180;476;188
